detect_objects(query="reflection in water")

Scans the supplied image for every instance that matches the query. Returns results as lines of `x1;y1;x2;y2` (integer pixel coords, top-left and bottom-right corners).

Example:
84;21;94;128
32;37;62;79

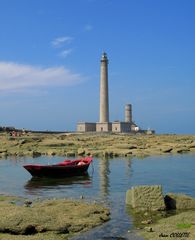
24;174;92;194
125;158;132;178
99;158;110;198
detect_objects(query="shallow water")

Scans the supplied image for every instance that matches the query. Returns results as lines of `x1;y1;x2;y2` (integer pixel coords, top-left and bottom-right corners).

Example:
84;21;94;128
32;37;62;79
0;154;195;239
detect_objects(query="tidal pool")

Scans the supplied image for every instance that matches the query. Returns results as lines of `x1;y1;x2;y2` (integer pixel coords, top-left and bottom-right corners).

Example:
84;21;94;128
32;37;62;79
0;154;195;239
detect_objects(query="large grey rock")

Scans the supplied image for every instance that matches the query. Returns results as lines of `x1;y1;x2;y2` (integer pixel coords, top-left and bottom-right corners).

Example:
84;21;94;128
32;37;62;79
126;185;166;211
165;193;195;210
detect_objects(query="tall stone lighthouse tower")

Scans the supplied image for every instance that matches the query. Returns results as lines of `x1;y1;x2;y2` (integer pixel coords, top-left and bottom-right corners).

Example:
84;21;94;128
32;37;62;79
96;52;112;132
99;52;109;123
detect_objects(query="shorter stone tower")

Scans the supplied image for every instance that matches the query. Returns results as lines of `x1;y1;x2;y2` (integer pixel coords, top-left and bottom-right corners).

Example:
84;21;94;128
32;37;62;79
125;104;132;123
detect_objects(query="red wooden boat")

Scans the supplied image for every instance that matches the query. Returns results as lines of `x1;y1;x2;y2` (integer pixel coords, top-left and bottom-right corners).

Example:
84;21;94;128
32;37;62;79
23;157;93;177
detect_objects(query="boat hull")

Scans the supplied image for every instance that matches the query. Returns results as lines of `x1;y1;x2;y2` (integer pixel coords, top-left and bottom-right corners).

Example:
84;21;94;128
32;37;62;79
23;157;92;178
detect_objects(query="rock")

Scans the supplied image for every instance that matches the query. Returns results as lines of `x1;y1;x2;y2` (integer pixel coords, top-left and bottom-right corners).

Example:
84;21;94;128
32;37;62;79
24;200;32;207
126;185;166;211
0;149;7;153
90;151;100;157
19;139;27;145
102;151;113;158
114;144;131;149
31;151;42;157
15;152;25;157
47;150;56;156
77;148;85;156
99;215;110;222
164;193;195;210
141;219;153;224
0;198;110;237
57;135;67;140
86;152;92;156
23;224;38;235
144;227;154;232
66;152;76;157
189;143;195;148
161;147;173;153
0;152;8;158
113;152;119;157
57;225;70;233
129;145;137;149
124;151;133;156
177;147;190;153
68;224;84;233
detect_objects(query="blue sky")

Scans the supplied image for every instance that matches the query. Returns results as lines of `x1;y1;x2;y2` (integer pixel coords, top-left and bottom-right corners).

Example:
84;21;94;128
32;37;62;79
0;0;194;134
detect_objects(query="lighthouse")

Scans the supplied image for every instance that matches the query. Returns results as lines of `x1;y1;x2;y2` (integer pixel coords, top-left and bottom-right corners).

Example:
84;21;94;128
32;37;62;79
76;52;143;133
96;52;112;132
99;52;109;123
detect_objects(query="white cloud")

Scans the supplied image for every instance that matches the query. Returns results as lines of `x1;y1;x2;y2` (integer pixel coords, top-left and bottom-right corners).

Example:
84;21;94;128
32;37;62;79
0;62;84;91
51;36;73;47
59;49;73;58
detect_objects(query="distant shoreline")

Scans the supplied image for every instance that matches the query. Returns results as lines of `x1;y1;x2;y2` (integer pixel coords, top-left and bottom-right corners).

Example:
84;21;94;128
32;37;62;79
0;132;195;159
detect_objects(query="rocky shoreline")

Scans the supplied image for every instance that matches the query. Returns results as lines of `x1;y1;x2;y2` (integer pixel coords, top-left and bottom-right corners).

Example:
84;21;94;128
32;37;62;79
0;132;195;158
0;195;110;240
126;186;195;240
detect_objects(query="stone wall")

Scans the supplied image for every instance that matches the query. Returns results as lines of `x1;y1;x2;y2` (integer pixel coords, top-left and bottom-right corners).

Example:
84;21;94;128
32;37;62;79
77;122;96;132
112;122;131;133
96;122;112;132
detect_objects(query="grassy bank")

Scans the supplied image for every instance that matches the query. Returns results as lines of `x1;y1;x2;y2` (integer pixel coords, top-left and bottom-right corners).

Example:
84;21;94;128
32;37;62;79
0;132;195;158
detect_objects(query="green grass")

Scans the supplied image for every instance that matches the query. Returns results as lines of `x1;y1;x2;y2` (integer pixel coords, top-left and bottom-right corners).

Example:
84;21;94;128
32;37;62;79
176;223;192;229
